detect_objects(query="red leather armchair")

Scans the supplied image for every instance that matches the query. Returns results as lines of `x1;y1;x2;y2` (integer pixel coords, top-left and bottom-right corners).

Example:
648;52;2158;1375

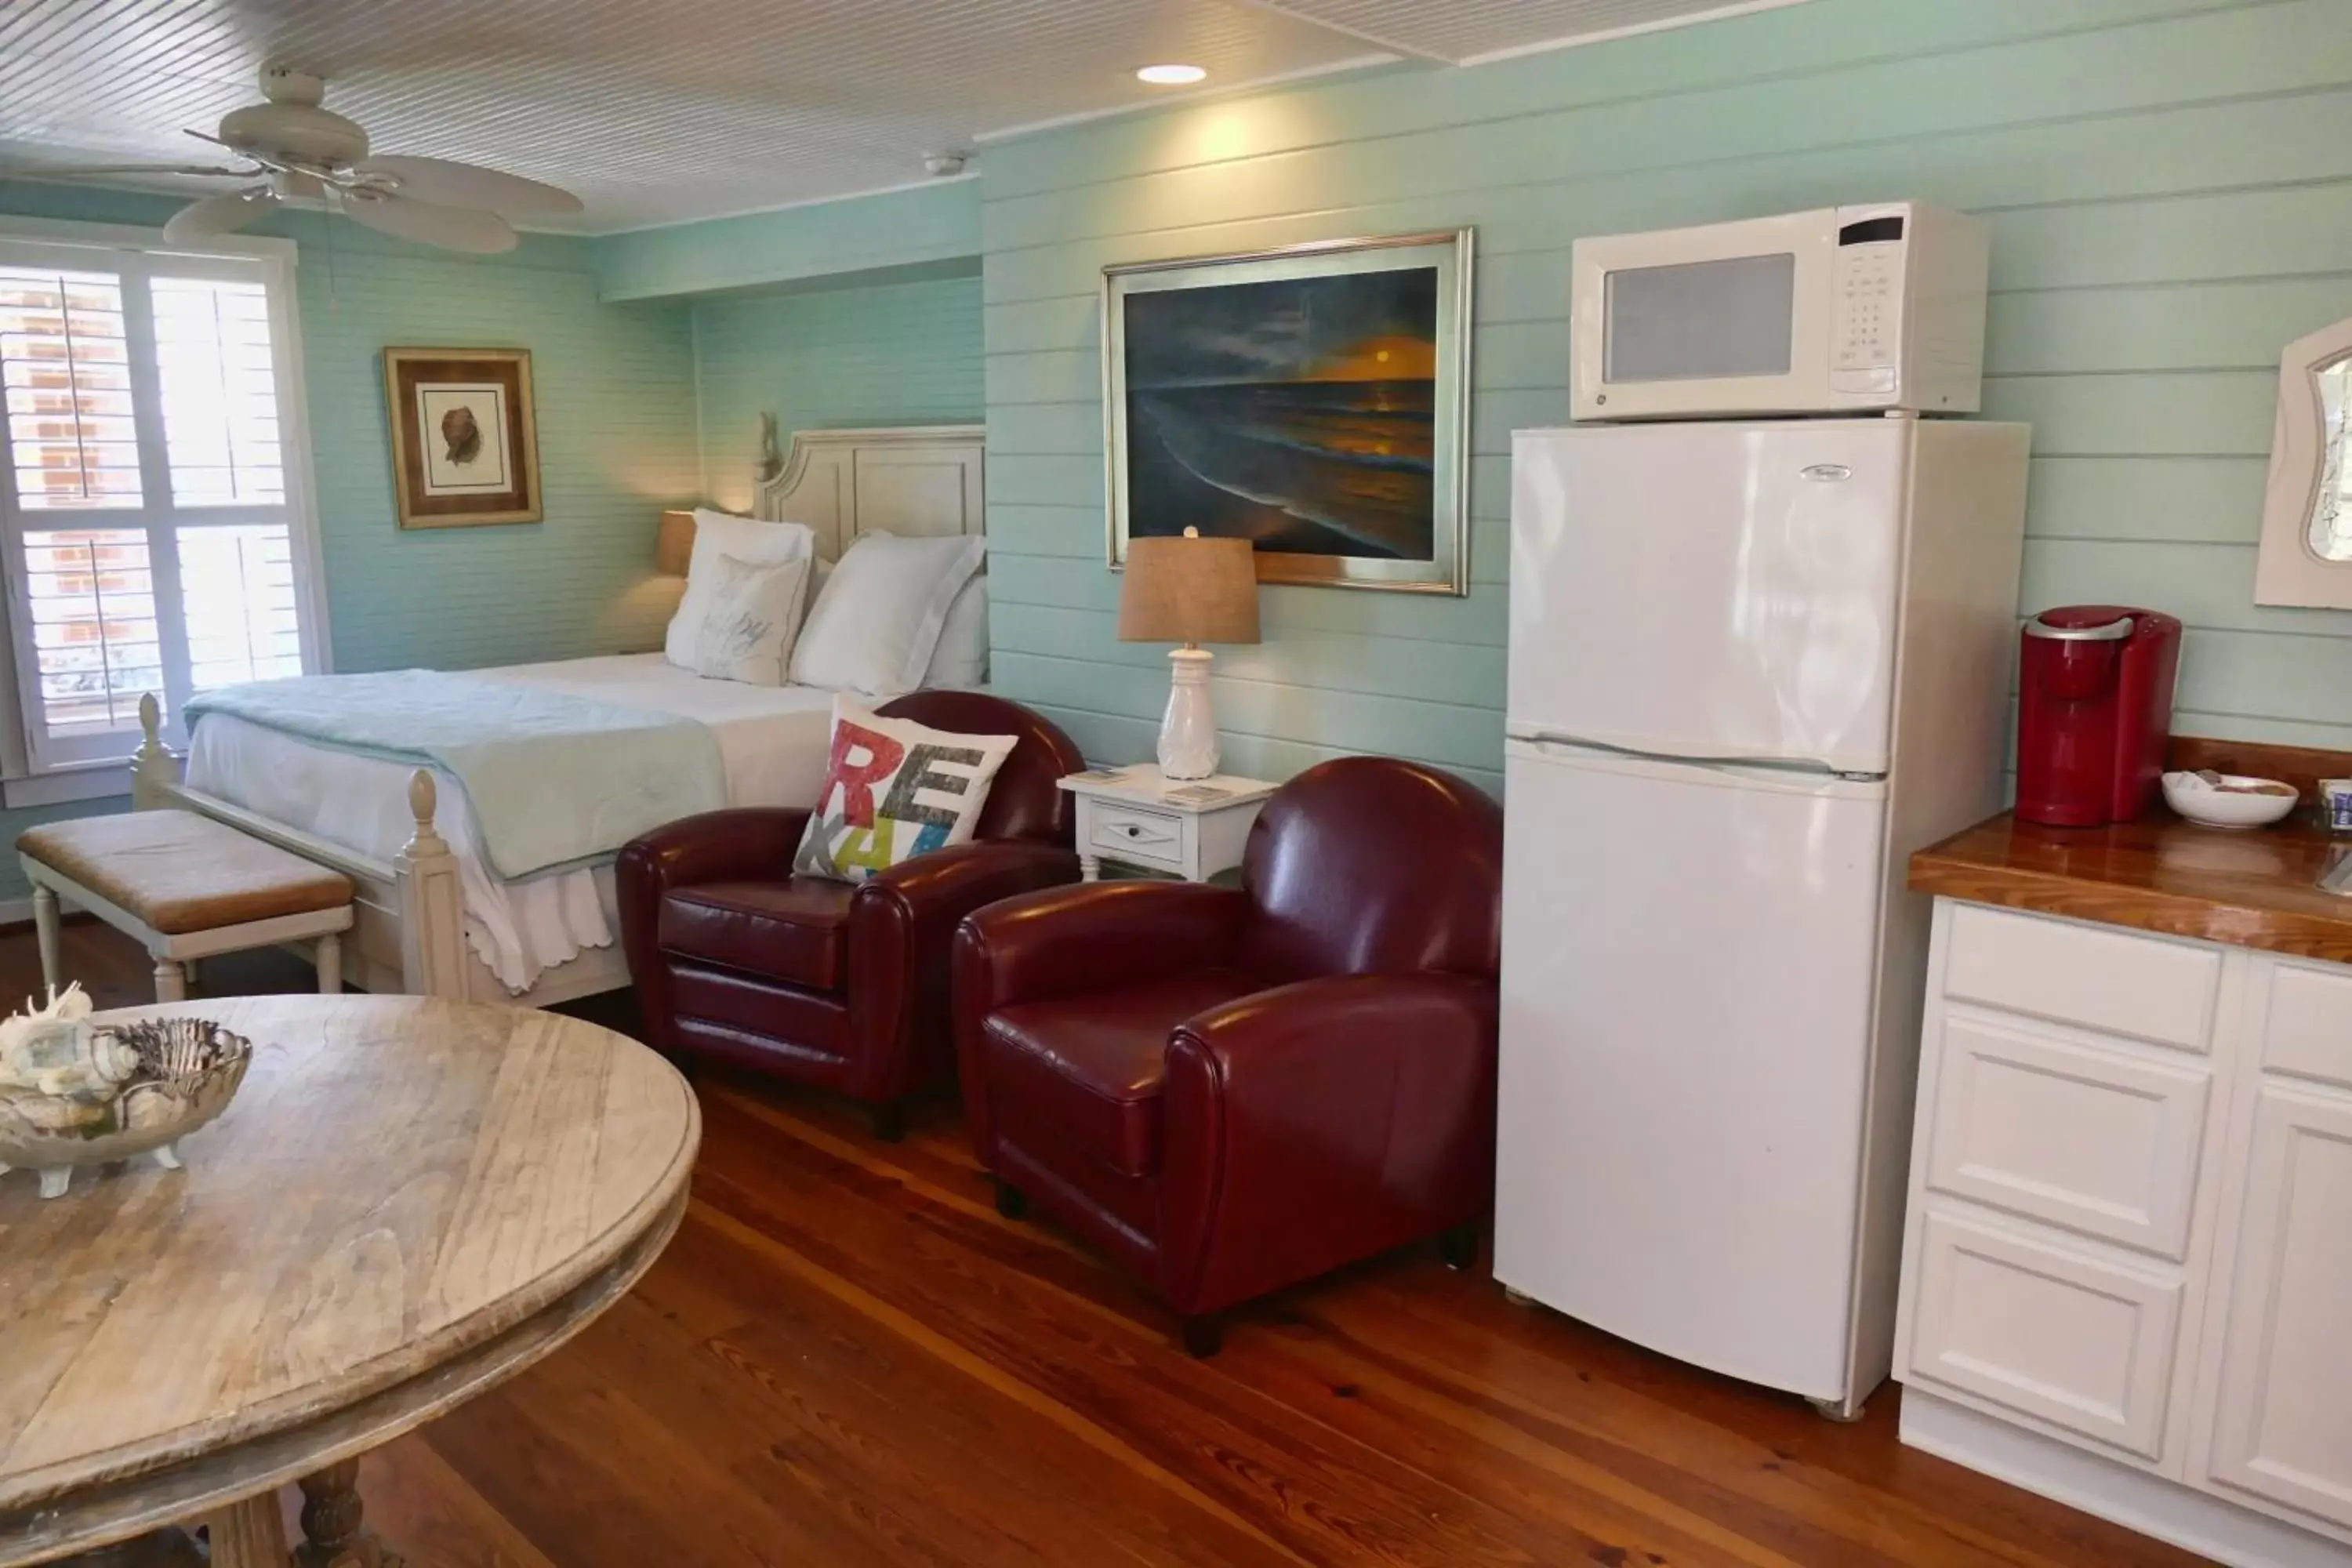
619;691;1086;1139
953;756;1503;1351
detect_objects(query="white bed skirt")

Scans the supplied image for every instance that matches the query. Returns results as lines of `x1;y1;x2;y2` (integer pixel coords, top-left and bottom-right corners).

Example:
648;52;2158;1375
185;713;619;991
179;656;838;994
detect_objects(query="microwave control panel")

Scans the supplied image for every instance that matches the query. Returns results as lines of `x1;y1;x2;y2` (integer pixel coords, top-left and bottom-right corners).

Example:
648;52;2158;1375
1830;212;1907;395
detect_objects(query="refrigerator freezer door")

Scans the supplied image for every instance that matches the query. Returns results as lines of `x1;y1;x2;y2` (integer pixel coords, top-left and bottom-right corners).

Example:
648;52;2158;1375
1493;739;1888;1402
1510;420;1911;774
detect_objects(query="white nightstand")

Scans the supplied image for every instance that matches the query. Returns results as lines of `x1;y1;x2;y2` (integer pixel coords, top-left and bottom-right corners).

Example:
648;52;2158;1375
1057;764;1278;883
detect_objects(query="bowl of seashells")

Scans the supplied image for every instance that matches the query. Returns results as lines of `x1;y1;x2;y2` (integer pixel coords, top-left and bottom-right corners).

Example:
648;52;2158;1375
0;986;253;1199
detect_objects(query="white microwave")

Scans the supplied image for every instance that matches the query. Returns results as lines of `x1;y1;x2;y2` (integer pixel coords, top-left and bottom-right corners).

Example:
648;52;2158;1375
1570;202;1989;420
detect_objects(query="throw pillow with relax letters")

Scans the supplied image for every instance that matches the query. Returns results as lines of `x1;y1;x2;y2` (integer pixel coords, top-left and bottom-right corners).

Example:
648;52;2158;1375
792;697;1020;883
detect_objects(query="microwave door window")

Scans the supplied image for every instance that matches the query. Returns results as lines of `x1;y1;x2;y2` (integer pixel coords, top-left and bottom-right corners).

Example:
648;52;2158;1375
1603;253;1796;383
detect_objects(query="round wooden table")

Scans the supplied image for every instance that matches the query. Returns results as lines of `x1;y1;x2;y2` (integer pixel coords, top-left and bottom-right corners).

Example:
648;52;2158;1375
0;996;699;1568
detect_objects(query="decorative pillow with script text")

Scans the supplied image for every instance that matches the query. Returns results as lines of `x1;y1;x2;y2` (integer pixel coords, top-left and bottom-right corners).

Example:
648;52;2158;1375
791;697;1020;883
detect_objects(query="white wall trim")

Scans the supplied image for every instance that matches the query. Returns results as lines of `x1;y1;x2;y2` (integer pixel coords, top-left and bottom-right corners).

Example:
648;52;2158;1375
1901;1391;2352;1568
263;235;335;673
585;172;981;240
0;212;299;264
1222;0;1454;64
2;764;128;810
973;53;1399;145
1457;0;1820;67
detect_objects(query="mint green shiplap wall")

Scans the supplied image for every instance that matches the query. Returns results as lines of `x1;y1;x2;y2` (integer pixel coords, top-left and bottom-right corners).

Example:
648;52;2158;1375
690;275;986;510
981;0;2352;795
596;180;982;302
297;252;698;670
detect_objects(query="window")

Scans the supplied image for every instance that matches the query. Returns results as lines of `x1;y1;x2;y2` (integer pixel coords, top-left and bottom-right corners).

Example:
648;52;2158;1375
0;229;321;774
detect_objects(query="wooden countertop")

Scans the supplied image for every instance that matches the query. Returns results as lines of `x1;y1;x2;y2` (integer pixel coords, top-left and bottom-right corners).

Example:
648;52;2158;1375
1911;807;2352;964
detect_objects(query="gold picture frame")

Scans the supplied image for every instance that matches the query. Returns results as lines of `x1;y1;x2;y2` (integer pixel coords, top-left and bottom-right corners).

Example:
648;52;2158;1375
1104;230;1473;594
383;347;543;528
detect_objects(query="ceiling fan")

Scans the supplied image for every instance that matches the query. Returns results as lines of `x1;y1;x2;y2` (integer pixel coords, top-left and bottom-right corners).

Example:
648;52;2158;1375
38;65;583;254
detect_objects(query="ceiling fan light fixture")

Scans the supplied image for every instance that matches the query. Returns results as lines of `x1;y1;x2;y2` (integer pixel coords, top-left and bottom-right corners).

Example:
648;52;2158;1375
1136;64;1207;85
48;65;578;253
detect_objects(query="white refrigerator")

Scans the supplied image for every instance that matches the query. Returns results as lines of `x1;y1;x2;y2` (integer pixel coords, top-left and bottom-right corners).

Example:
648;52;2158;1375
1494;417;2030;1417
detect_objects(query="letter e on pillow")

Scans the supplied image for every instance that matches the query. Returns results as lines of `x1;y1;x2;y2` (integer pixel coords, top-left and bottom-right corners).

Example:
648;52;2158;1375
880;743;985;829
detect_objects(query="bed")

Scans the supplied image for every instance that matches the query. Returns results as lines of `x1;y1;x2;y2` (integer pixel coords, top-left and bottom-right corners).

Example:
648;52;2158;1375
128;422;986;1008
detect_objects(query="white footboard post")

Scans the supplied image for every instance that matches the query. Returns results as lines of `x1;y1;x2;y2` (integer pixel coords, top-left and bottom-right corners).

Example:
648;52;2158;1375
130;693;183;811
394;769;468;1000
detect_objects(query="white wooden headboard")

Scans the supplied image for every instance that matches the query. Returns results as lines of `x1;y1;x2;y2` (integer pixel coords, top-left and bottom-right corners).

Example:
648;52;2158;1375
753;423;985;561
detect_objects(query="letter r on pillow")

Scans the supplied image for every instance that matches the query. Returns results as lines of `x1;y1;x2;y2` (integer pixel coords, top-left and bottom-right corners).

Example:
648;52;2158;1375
825;722;906;828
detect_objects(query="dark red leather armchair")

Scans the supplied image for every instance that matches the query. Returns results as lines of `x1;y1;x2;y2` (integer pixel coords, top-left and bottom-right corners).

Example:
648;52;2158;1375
953;756;1504;1351
619;691;1086;1139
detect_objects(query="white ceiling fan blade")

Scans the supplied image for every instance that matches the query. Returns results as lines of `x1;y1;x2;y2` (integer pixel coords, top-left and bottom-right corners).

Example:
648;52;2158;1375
356;155;582;216
162;188;275;243
340;192;517;254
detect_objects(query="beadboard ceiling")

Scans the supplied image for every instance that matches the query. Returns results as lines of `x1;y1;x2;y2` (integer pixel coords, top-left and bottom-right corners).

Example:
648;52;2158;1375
0;0;1804;233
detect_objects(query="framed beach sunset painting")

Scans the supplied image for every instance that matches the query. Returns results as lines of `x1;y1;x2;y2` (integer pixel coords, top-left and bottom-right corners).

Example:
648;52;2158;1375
1104;230;1472;593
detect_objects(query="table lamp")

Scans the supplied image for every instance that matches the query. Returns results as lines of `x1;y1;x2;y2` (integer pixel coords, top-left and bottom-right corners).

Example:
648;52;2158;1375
655;509;696;575
1118;526;1261;780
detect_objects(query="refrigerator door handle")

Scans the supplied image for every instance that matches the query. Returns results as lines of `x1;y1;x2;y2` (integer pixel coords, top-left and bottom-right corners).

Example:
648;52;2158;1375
1512;730;1877;781
1508;734;1889;799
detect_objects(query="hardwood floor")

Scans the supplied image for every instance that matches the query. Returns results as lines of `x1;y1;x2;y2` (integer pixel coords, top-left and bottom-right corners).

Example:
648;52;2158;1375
8;922;2216;1567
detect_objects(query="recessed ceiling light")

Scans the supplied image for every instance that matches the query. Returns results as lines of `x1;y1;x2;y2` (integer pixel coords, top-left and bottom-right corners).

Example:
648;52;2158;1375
1136;64;1208;85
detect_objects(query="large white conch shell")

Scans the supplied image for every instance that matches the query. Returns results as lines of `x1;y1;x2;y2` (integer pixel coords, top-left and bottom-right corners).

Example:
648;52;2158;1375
0;984;136;1098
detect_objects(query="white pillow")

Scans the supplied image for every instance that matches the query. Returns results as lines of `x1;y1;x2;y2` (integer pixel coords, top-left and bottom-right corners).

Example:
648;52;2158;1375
664;512;815;670
691;510;813;572
791;532;986;699
677;554;811;684
922;573;989;689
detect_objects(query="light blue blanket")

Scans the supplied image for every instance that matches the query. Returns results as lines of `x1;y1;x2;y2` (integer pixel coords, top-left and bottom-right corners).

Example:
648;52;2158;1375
185;670;727;880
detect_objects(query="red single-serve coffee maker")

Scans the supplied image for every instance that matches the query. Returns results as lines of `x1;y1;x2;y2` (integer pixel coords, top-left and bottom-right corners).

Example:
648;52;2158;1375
2015;606;2183;827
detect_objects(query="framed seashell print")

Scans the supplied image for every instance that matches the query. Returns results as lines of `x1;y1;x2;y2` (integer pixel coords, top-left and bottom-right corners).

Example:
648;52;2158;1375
383;347;543;528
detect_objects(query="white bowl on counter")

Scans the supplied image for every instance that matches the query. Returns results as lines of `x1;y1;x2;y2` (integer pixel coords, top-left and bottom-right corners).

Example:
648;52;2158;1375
2161;771;2299;829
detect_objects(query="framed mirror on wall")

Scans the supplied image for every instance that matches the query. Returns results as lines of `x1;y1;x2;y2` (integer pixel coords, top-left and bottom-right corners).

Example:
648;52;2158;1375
2255;316;2352;608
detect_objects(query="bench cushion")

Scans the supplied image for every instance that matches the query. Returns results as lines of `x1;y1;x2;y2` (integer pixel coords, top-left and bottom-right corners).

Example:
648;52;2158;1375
18;811;353;935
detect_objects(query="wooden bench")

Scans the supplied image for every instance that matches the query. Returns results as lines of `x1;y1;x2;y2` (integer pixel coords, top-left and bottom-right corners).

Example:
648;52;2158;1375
17;811;355;1001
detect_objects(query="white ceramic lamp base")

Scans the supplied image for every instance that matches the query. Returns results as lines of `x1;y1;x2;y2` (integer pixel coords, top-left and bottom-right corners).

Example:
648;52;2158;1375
1157;645;1221;781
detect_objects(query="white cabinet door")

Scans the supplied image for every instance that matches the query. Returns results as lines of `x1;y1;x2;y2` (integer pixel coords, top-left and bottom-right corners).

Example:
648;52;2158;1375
1905;1210;2184;1461
2201;1083;2352;1531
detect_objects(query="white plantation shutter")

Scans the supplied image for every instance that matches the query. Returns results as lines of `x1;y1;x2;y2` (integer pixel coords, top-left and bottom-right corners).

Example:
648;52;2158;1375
178;522;303;689
0;231;320;773
0;267;140;510
151;276;285;507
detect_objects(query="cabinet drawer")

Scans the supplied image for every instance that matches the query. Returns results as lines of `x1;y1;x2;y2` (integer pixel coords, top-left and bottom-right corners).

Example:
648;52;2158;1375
1926;1015;2211;1258
2260;960;2352;1091
1088;802;1185;868
1944;904;2220;1051
1906;1211;2183;1461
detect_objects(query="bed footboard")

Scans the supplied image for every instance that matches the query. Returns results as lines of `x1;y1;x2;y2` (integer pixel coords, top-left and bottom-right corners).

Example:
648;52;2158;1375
132;694;470;1000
